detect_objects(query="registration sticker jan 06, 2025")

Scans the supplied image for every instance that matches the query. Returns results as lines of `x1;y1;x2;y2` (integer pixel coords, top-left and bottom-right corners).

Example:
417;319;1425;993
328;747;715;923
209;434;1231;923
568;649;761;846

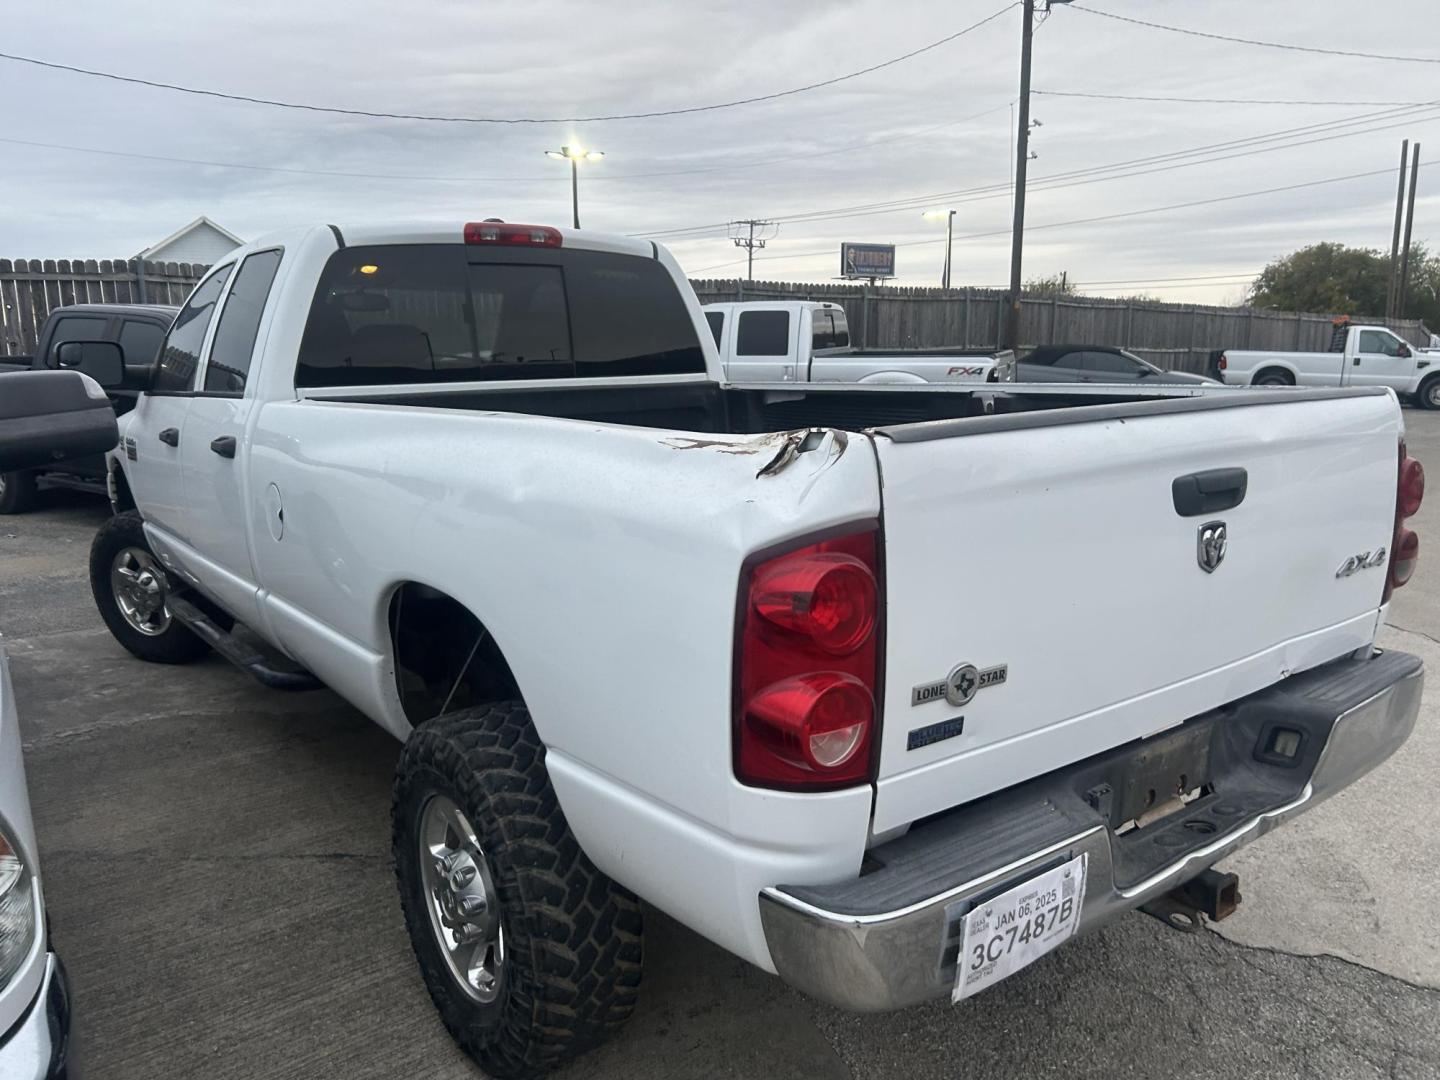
953;853;1088;1002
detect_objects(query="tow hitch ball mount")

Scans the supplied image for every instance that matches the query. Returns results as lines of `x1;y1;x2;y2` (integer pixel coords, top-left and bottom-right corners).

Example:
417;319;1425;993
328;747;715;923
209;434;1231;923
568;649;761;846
1139;869;1242;933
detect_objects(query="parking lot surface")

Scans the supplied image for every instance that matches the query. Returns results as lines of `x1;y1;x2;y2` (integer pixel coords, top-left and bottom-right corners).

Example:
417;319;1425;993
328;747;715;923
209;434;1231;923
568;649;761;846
4;409;1439;1080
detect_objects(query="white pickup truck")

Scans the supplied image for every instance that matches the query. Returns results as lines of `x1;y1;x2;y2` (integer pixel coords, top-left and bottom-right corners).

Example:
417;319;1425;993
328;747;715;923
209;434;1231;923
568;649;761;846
704;299;1006;384
71;221;1425;1078
1218;320;1439;408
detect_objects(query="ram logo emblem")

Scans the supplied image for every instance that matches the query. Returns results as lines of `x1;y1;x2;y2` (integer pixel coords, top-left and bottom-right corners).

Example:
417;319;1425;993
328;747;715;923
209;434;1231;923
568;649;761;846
1197;520;1227;574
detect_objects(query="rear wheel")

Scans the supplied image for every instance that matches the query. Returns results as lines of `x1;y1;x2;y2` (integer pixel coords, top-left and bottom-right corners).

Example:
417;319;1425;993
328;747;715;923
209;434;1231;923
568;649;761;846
0;471;37;515
1418;374;1440;410
393;702;642;1080
1254;369;1294;387
88;511;208;664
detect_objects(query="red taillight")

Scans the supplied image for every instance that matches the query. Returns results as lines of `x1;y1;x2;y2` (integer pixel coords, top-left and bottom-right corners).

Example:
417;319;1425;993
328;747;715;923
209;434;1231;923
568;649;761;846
747;674;873;771
1399;456;1425;519
1218;353;1228;371
735;527;882;790
463;222;563;247
752;553;877;654
1392;528;1420;588
1385;440;1424;601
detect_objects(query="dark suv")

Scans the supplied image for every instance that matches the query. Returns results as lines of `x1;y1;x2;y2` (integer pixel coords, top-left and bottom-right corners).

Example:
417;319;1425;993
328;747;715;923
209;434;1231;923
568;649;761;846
0;303;177;513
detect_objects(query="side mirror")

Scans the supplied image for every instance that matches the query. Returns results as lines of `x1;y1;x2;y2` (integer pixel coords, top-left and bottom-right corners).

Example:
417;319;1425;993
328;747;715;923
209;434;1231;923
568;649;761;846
1136;366;1154;377
0;370;120;471
55;340;127;388
1398;343;1412;359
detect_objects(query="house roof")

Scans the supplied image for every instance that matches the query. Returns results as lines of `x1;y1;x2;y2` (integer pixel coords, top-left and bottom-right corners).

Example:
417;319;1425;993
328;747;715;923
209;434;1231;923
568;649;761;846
137;216;244;260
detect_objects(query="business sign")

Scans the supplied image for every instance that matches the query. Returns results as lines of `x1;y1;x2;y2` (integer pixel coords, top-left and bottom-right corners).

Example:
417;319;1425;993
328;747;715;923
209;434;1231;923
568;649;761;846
840;242;896;280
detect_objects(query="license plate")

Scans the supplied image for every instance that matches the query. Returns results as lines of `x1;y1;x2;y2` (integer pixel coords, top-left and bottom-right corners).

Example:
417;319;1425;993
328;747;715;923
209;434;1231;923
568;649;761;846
953;853;1088;1002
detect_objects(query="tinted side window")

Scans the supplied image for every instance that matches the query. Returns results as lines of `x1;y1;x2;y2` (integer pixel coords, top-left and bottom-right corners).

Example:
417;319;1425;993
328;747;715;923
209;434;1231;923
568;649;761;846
736;310;790;356
44;316;109;367
154;265;232;393
118;320;167;366
205;249;283;394
705;311;724;347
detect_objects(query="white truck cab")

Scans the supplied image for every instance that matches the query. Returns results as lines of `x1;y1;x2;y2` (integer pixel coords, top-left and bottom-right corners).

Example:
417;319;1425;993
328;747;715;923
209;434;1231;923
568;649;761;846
704;300;1005;385
1219;320;1439;407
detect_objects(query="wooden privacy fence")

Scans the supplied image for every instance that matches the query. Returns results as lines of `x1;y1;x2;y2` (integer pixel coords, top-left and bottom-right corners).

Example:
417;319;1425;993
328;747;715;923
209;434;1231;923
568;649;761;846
3;260;1432;370
0;259;207;357
692;279;1433;374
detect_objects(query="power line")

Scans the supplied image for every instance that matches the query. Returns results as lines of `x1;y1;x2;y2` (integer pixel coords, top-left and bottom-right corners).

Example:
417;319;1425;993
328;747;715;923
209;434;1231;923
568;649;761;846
1034;90;1426;107
0;4;1017;125
649;101;1440;238
1065;5;1440;64
715;158;1438;269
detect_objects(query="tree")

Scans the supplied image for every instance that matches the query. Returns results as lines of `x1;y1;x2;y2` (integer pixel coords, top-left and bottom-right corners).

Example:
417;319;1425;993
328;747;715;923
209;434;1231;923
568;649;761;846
1248;241;1440;325
1024;272;1074;296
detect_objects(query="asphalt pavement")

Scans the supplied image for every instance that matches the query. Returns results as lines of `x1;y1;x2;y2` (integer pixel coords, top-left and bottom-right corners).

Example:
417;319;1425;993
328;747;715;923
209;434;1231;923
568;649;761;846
3;409;1439;1080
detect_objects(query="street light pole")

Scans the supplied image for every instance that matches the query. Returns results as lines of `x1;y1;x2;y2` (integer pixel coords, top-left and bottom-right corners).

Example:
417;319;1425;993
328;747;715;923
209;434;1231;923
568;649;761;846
944;210;955;289
924;209;957;289
569;157;579;229
545;145;604;229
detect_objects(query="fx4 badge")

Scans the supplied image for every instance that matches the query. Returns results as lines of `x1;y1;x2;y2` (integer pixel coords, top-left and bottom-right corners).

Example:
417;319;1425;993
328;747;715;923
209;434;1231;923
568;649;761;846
1336;548;1386;578
911;662;1008;708
1197;520;1227;574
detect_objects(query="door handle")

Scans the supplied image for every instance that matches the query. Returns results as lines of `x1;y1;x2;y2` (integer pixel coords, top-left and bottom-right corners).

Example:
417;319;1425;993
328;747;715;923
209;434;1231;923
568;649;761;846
1354;357;1362;365
1172;467;1248;517
158;427;179;447
210;436;237;459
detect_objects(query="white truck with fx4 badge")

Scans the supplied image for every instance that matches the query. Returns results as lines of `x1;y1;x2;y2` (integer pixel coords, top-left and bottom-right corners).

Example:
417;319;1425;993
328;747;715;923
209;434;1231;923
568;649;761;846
72;221;1425;1078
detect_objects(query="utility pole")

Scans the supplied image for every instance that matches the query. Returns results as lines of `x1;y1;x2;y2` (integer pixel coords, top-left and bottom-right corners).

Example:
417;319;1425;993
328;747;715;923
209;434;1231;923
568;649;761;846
1005;0;1038;350
1397;143;1422;319
1386;139;1410;319
1004;0;1069;349
730;219;775;282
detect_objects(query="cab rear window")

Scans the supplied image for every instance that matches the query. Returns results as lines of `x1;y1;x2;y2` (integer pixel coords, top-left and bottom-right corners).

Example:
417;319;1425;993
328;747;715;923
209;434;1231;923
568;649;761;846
296;245;705;387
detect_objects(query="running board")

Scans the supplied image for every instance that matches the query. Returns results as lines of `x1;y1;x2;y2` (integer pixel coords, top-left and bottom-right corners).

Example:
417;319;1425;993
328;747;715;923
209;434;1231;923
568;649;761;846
168;595;324;692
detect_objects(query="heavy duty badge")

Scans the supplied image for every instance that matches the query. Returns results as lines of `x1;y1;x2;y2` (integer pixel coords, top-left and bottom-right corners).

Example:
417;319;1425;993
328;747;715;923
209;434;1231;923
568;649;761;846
911;662;1009;708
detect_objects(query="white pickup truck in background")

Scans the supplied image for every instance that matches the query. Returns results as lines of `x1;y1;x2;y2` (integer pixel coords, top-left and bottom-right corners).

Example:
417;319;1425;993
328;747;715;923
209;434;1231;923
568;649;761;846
704;299;1007;385
1218;320;1439;407
68;221;1426;1078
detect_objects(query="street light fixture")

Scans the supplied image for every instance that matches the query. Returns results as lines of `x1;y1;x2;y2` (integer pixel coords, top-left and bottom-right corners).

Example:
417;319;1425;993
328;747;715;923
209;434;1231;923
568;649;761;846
924;209;957;289
545;145;605;229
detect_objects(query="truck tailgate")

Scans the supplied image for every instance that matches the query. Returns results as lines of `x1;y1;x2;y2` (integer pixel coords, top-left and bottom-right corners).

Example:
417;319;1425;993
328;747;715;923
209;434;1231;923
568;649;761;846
869;389;1400;833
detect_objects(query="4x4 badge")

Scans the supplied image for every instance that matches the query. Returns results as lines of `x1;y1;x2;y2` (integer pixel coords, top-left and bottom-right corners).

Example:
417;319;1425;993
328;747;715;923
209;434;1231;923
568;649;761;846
911;662;1009;707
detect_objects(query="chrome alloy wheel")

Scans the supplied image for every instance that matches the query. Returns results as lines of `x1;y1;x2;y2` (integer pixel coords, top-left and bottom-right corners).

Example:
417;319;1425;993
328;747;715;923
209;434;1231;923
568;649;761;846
1428;380;1440;409
110;546;172;636
419;794;505;1004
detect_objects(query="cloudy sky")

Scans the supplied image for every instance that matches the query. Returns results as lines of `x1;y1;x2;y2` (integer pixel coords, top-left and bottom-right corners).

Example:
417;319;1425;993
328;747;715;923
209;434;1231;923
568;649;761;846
0;0;1436;302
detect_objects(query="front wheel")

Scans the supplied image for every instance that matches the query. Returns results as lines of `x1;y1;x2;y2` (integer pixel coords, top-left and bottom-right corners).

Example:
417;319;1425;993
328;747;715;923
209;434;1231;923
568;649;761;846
88;511;209;664
392;702;642;1080
1418;374;1440;410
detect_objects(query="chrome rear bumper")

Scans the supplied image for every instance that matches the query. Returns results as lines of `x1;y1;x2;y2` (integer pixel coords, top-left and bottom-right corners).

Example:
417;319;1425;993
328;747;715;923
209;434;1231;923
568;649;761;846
760;650;1423;1011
